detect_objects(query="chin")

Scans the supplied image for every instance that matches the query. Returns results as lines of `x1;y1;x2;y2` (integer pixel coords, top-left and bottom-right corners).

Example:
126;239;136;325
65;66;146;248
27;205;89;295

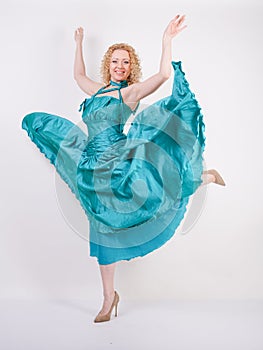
115;76;126;81
111;72;126;81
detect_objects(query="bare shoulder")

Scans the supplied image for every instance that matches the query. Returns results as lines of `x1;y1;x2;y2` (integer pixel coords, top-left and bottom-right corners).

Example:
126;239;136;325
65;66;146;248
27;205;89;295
123;73;168;102
92;82;106;94
75;74;104;96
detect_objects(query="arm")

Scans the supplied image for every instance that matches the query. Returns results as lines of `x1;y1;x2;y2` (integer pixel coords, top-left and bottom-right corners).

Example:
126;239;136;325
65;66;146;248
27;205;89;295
129;15;187;101
74;27;103;96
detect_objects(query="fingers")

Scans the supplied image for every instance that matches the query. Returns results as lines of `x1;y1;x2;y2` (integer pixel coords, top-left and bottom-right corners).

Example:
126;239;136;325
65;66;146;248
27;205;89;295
172;14;187;31
173;14;180;20
178;15;186;24
74;27;84;42
171;14;186;24
177;25;187;33
75;27;84;35
164;14;187;38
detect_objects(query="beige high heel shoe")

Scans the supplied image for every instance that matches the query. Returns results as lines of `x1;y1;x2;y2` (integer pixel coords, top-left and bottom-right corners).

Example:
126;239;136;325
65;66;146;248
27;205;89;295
203;169;226;186
94;291;120;323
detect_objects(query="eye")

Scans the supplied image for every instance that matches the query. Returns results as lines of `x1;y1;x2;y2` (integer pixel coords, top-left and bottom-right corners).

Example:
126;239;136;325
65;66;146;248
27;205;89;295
124;60;130;64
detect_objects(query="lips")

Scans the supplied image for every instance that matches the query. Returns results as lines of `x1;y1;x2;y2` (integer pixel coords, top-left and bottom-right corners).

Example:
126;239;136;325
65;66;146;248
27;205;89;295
115;70;125;75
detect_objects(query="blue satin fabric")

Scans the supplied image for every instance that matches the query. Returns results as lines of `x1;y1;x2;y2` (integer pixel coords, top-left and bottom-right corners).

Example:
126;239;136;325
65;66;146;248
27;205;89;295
22;61;205;264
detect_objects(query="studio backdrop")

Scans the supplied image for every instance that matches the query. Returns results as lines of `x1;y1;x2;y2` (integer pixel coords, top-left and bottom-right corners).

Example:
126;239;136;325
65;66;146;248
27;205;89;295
1;0;262;301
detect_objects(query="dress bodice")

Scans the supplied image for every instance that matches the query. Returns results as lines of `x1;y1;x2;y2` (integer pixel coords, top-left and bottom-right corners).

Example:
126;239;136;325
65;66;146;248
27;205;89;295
78;82;137;142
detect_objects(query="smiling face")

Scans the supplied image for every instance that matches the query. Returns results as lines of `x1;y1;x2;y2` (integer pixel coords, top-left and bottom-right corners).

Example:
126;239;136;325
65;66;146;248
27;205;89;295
109;49;131;83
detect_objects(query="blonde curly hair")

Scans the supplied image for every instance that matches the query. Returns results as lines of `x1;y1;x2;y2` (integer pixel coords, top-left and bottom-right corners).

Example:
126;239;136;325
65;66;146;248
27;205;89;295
100;43;142;85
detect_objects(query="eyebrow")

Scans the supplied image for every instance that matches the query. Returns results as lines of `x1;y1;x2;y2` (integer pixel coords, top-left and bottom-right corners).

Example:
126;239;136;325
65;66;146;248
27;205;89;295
112;57;130;61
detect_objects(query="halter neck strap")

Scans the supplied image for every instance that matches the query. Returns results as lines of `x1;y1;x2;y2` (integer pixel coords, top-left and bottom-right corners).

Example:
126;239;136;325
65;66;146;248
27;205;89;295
109;80;128;88
79;80;129;112
92;80;128;102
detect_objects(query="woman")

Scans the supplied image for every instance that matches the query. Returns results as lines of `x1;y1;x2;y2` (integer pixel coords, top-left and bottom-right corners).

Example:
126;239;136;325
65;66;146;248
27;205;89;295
22;15;225;323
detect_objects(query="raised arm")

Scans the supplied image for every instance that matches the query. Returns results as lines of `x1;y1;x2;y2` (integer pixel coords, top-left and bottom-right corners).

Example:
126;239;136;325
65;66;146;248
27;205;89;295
74;27;103;96
129;15;187;101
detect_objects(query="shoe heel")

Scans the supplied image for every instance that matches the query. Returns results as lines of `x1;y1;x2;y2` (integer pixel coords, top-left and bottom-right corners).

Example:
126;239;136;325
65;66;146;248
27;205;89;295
94;291;119;323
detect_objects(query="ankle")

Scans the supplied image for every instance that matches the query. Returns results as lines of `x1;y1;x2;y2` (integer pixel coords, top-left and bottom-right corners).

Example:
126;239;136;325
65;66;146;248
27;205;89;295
103;290;115;300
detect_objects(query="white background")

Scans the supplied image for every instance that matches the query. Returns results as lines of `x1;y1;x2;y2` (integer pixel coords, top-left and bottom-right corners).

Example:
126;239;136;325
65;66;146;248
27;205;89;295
1;0;262;303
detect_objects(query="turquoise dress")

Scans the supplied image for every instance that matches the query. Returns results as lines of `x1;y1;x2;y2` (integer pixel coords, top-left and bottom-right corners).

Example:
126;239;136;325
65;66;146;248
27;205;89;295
22;61;205;265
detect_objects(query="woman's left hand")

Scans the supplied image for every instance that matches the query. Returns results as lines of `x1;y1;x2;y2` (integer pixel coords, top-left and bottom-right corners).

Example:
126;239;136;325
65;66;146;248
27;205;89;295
163;15;187;41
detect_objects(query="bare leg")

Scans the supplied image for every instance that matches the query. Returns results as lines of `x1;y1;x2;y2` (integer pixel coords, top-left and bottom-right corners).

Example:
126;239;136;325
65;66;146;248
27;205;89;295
97;262;117;315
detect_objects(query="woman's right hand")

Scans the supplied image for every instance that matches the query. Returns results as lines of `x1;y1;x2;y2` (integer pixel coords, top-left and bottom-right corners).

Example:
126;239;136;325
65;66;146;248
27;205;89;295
74;27;84;44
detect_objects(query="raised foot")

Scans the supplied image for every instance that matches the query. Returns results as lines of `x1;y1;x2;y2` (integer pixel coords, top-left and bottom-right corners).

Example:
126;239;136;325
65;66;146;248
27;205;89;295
203;169;226;186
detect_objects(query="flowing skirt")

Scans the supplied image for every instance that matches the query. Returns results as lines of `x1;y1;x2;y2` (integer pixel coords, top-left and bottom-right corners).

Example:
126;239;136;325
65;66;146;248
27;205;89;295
22;61;205;264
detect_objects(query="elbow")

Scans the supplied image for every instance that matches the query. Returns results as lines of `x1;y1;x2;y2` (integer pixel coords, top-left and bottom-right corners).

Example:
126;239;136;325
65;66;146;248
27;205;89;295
74;73;80;81
74;72;85;82
163;74;170;81
159;71;170;82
